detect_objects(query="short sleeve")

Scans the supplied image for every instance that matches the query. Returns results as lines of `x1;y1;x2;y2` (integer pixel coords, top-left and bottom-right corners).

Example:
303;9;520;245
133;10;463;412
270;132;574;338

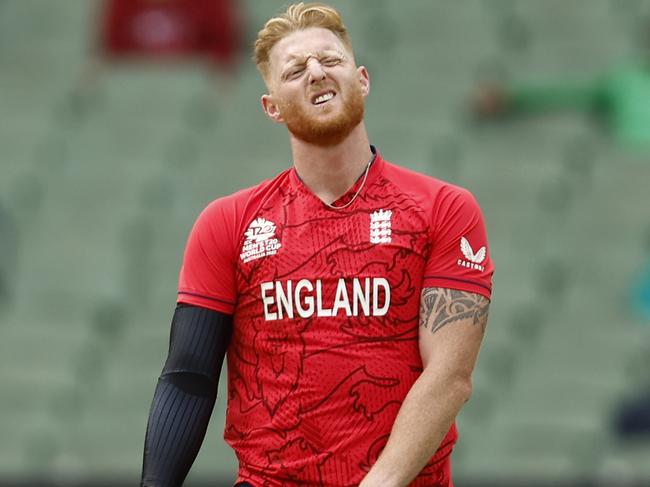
177;199;237;314
423;186;494;300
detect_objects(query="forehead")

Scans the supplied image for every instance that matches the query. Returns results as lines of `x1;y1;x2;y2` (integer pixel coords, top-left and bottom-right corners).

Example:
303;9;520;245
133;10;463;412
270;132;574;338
270;27;349;67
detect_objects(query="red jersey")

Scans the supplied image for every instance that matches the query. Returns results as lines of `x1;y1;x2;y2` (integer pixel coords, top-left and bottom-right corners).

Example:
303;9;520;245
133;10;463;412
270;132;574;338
178;149;494;486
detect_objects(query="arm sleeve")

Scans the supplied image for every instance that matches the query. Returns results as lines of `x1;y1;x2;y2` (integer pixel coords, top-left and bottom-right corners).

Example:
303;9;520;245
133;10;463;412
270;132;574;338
508;77;610;114
141;305;233;487
178;199;238;314
423;186;494;300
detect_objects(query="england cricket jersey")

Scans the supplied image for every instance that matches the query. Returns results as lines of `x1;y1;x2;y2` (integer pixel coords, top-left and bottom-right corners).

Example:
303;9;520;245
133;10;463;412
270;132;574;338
177;148;494;486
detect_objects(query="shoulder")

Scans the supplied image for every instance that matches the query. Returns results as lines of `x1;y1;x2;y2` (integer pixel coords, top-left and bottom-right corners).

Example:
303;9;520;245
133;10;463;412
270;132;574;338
380;159;479;214
195;168;292;229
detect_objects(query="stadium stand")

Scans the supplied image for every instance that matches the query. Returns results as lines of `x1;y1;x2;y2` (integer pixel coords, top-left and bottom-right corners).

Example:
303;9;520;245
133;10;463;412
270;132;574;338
1;0;650;485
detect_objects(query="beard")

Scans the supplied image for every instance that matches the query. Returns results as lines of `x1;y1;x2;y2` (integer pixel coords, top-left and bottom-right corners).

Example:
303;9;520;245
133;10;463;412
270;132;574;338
278;82;365;147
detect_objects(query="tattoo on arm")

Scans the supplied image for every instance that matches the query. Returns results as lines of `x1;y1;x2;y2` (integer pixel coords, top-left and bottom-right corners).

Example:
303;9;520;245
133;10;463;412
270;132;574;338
419;288;490;335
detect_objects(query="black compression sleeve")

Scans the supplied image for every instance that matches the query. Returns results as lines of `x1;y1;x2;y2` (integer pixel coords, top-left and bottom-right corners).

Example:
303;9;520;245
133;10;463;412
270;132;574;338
141;305;233;487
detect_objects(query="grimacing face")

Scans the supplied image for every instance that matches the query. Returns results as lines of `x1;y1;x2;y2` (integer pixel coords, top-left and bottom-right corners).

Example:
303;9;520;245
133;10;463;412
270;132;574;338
261;27;370;147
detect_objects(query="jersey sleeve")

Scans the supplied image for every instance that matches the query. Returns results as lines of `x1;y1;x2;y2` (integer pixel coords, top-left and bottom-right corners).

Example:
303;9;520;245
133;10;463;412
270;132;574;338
177;198;238;314
423;186;494;300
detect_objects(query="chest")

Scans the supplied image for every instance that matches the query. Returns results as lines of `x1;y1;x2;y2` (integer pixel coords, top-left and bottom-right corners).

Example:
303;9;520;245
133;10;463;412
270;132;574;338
234;194;432;320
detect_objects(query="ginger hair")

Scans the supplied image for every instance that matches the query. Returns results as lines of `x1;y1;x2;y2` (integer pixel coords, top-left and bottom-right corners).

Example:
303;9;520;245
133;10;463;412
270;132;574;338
254;3;353;81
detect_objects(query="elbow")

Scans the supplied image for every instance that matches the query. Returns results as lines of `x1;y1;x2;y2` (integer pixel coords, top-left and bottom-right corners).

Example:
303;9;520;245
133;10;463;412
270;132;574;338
421;366;473;404
452;376;473;405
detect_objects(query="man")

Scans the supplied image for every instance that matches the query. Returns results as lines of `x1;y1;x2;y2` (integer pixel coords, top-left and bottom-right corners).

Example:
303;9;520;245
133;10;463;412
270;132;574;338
141;3;494;486
473;58;650;148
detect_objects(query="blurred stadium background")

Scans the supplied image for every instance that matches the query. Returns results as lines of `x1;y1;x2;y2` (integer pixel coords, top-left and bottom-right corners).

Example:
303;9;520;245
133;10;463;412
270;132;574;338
2;0;650;485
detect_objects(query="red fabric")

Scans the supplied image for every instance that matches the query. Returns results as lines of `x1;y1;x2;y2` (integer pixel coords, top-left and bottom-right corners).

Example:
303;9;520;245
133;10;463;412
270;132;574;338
178;150;493;486
99;0;239;66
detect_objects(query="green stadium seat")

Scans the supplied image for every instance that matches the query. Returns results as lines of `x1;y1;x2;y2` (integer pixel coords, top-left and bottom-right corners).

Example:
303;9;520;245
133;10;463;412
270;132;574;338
2;0;650;483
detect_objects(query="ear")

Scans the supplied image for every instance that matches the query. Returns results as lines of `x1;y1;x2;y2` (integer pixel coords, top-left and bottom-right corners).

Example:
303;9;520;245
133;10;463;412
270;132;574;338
357;66;370;97
261;93;284;124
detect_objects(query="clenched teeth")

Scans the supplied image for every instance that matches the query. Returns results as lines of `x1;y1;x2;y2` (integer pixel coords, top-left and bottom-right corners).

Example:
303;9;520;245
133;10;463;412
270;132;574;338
313;92;335;105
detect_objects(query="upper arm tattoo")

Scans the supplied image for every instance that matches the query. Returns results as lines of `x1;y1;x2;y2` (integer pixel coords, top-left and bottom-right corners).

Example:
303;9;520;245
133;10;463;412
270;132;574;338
419;288;490;335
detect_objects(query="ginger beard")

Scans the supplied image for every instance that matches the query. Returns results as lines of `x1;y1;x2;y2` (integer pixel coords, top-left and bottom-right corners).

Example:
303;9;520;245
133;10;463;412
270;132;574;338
277;79;365;147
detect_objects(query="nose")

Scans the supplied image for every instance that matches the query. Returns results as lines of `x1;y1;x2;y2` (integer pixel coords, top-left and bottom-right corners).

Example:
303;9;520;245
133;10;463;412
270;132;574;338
306;58;327;84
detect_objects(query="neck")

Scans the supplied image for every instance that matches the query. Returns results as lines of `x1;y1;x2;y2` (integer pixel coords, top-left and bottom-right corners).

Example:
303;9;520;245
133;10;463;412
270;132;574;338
290;123;373;204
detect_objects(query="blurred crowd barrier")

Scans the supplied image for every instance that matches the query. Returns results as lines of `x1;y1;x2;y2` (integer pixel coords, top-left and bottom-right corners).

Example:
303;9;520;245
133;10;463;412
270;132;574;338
1;0;650;485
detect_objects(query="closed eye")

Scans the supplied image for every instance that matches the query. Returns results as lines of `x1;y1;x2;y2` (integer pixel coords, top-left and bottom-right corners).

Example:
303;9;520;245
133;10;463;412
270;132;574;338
321;57;342;67
284;65;305;81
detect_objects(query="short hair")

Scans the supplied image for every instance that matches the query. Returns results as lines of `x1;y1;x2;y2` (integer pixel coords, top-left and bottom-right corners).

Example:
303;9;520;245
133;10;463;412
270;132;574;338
254;2;352;81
